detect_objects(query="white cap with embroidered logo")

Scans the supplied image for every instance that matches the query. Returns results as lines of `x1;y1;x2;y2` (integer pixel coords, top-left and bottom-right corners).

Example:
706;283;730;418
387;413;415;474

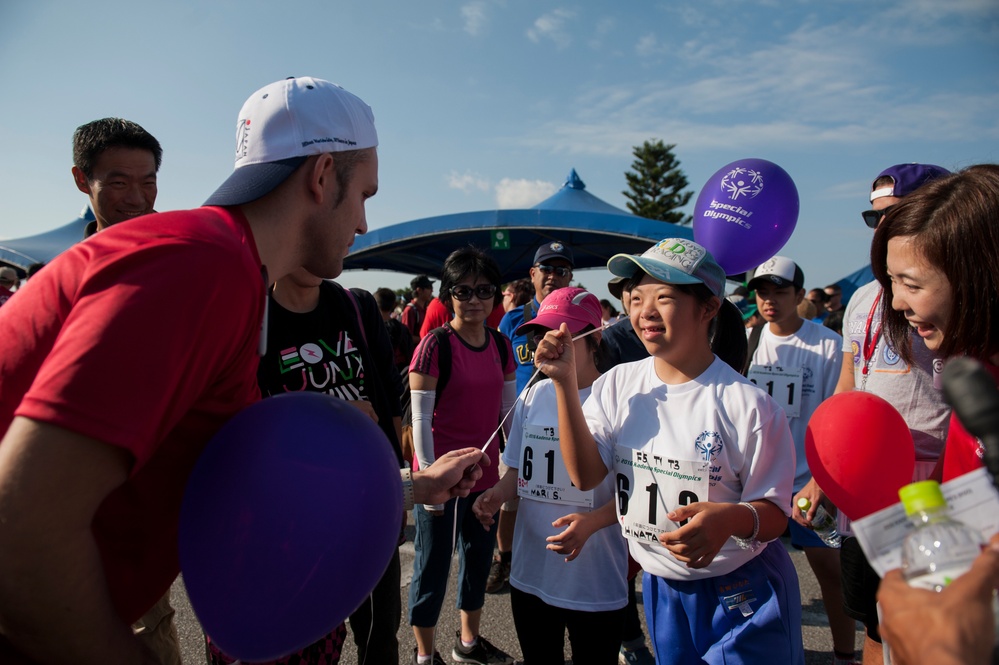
205;76;378;206
607;238;726;298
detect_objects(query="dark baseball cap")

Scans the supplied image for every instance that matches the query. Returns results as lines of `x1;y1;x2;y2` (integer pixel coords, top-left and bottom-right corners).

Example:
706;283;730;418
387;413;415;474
870;163;951;202
410;275;434;290
533;241;574;267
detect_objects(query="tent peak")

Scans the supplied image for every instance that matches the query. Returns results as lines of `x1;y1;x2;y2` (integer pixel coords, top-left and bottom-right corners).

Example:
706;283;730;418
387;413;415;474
563;169;585;190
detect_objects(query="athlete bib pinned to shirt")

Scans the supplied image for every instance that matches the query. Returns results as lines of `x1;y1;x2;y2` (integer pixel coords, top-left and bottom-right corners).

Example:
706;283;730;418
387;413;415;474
517;423;593;508
613;444;709;544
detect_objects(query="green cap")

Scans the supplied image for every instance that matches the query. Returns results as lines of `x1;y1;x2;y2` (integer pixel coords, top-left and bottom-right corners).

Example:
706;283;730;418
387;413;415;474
898;480;946;516
796;497;812;512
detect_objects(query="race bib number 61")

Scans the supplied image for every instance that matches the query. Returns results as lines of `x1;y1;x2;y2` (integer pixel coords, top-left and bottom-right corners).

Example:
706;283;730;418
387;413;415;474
613;445;709;543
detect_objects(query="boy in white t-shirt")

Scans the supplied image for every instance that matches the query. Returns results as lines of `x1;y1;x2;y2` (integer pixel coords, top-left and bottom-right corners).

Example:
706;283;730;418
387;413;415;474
746;257;855;665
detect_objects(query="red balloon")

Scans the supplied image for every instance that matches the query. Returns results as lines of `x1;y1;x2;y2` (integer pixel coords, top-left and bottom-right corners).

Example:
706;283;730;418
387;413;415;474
805;392;915;520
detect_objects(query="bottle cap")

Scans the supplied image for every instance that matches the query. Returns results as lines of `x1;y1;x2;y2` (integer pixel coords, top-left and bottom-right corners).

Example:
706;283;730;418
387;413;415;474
898;480;946;516
796;497;812;511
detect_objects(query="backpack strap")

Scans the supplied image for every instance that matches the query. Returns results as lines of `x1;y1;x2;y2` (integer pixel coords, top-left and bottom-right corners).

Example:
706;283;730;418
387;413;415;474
430;326;453;405
487;327;510;372
743;323;765;376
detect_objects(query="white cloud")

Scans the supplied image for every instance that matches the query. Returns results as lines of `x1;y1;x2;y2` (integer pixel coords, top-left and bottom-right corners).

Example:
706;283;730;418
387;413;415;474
461;1;487;36
526;9;576;49
447;170;491;193
635;33;662;58
494;178;558;208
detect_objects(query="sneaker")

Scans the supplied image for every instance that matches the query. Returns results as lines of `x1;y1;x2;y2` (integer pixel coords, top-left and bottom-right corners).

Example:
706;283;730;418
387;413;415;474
452;632;514;664
412;647;446;665
619;644;655;665
484;556;510;594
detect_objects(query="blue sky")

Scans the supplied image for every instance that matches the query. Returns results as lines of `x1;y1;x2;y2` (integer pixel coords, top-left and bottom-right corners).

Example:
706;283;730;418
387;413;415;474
1;0;997;303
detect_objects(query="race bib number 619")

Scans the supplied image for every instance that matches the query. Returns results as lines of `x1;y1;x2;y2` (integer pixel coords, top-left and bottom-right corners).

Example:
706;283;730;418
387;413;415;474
613;445;709;543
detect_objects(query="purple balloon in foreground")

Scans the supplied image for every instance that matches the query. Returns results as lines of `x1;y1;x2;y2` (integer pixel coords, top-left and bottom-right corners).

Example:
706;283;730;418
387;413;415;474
692;158;799;275
179;392;402;662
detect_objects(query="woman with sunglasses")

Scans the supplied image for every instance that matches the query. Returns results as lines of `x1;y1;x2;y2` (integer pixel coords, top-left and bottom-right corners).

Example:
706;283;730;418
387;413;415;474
472;287;628;664
534;238;803;664
407;247;517;665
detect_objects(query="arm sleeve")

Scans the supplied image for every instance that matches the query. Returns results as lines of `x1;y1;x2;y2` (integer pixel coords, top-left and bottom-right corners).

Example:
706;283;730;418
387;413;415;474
411;389;442;510
501;379;517;438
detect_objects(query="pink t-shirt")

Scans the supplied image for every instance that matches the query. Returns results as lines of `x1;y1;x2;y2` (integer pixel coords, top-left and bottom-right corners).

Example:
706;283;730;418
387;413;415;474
0;206;264;623
410;324;515;491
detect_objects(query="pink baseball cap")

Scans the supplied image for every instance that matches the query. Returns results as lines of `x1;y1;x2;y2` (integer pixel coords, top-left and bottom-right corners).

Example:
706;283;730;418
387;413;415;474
516;287;601;336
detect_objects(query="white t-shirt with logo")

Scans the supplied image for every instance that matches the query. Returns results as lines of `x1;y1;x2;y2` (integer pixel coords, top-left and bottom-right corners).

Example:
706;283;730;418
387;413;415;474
583;356;795;581
749;319;842;492
502;381;629;611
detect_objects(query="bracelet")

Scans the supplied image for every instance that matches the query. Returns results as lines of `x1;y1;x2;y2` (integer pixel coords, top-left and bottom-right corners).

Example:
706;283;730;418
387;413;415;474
732;501;762;552
401;468;414;512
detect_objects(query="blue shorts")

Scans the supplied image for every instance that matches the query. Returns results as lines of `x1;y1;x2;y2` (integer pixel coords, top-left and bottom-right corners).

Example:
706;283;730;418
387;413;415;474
643;543;804;665
787;517;832;550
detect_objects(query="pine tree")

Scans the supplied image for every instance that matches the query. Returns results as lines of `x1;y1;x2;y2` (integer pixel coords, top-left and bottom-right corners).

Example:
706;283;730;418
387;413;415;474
622;140;693;225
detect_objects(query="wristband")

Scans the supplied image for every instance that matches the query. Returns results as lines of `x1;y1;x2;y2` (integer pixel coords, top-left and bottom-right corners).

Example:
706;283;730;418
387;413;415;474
732;501;762;552
401;468;414;512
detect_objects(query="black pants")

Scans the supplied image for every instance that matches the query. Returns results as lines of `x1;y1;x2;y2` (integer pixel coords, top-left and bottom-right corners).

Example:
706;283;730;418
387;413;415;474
510;586;625;665
349;547;402;664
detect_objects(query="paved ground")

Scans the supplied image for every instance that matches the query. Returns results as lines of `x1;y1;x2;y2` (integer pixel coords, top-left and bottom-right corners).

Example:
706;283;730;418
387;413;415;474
172;525;862;665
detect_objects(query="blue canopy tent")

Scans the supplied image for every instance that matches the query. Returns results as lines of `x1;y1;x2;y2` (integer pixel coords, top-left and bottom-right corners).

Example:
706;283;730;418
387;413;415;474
343;170;693;282
0;206;94;273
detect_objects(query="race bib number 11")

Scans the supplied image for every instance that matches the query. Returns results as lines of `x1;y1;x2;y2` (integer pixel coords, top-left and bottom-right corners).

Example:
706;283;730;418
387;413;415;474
517;424;594;508
613;445;709;543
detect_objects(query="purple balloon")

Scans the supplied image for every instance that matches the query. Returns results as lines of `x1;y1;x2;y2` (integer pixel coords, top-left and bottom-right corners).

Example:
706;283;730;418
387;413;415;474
179;392;402;662
692;158;799;275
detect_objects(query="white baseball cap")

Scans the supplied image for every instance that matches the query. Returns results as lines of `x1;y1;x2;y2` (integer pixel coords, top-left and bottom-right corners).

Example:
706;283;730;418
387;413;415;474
205;76;378;206
747;256;804;291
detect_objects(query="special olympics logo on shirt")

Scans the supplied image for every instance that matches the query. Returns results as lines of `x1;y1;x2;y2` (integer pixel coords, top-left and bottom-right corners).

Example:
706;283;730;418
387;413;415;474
694;431;723;461
720;167;764;200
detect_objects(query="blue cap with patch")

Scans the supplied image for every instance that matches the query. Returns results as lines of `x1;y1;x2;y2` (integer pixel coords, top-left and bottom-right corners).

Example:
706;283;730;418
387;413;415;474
607;238;726;298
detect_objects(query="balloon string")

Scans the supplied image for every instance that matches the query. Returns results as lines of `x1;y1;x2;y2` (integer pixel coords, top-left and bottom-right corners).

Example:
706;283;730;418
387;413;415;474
479;316;629;455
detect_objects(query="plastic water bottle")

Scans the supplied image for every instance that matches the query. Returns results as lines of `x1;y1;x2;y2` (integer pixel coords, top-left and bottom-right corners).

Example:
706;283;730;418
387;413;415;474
796;497;841;548
899;480;984;591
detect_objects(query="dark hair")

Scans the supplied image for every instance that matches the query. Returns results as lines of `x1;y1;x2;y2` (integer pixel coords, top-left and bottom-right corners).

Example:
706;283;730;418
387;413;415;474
374;287;397;312
871;164;999;363
438;246;503;312
808;288;830;304
624;271;745;370
72;118;163;178
26;262;45;279
824;284;842;295
599;299;619;318
507;278;533;307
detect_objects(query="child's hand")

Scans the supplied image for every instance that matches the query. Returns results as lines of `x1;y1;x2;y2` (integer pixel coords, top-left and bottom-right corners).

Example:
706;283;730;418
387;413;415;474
472;488;502;530
546;512;596;562
533;324;575;384
657;502;737;569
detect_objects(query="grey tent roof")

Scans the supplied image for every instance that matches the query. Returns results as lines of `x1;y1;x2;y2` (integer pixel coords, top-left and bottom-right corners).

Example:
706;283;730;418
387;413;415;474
0;206;93;271
343;169;693;282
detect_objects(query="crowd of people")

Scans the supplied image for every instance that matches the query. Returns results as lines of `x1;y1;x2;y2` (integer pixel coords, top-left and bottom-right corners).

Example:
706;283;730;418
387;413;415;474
0;74;997;665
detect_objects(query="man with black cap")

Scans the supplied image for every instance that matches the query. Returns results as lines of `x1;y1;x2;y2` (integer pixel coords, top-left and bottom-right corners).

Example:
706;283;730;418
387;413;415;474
403;274;435;345
0;76;489;663
487;240;574;594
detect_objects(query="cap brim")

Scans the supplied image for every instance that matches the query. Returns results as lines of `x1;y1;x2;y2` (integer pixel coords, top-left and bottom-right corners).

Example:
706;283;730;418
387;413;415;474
515;314;591;338
747;276;798;291
204;157;306;206
607;254;704;288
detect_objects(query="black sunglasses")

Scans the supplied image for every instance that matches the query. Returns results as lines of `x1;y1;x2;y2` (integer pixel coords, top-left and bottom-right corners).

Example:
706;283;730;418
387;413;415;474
535;264;572;278
861;204;895;229
450;284;497;302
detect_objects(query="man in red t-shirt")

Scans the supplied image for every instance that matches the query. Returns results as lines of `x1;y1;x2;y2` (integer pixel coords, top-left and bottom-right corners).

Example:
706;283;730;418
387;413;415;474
403;274;435;344
0;77;487;664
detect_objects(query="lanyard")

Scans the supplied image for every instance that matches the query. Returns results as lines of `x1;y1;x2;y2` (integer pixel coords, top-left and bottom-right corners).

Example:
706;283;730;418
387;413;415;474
860;290;883;385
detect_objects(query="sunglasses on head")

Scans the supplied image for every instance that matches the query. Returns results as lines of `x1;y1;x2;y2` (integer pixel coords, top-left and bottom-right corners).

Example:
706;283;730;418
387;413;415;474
450;284;497;302
861;204;896;229
535;264;572;278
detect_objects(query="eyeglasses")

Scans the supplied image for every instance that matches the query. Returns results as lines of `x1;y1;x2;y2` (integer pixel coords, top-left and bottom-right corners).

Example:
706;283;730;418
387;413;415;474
861;204;895;229
450;284;497;302
535;264;572;278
